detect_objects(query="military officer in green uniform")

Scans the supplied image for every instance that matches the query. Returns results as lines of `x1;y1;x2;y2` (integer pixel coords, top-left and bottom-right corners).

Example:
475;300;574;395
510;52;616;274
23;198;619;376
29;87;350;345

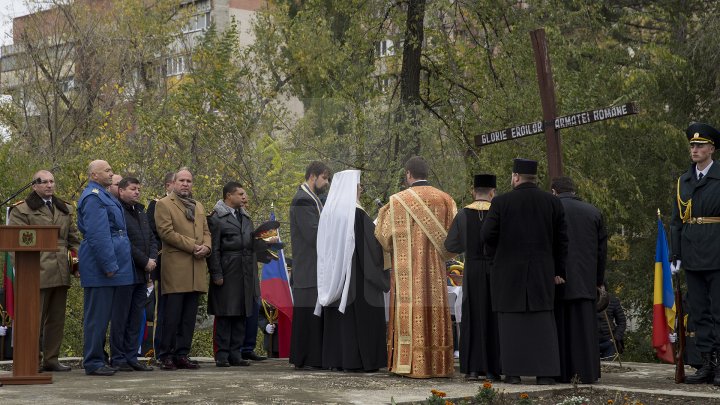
8;170;82;371
670;122;720;385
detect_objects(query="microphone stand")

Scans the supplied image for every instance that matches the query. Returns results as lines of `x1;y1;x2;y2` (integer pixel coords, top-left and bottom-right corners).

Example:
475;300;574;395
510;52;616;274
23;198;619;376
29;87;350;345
0;179;37;222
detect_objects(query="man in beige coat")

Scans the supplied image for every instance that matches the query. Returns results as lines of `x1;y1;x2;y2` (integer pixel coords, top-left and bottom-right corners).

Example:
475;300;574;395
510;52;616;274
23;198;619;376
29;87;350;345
8;170;81;371
153;168;211;370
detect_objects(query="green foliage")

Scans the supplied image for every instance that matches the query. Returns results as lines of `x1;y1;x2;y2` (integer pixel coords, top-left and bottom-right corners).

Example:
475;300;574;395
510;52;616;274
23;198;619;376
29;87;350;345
3;0;720;359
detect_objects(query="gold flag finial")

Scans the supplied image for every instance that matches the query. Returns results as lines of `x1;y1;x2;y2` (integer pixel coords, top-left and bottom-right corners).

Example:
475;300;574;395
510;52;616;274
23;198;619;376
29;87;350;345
657;208;661;218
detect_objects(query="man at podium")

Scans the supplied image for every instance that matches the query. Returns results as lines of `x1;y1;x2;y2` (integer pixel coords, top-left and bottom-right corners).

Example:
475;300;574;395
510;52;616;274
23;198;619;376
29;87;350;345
8;169;81;372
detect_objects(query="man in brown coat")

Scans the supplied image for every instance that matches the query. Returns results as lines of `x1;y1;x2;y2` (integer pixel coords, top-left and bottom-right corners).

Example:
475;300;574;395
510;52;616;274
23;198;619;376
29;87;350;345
153;168;211;370
8;169;81;371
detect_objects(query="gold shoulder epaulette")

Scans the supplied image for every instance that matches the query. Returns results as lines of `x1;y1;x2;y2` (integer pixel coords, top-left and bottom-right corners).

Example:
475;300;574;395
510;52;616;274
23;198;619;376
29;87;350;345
12;200;25;207
91;188;100;194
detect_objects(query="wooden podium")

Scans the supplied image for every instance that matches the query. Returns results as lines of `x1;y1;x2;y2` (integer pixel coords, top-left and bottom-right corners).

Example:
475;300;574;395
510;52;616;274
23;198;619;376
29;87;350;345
0;225;60;385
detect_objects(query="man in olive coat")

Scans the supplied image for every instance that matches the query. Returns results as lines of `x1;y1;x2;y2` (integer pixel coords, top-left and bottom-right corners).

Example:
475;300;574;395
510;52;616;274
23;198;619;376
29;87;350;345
670;123;720;385
8;170;81;372
154;168;211;371
480;158;568;385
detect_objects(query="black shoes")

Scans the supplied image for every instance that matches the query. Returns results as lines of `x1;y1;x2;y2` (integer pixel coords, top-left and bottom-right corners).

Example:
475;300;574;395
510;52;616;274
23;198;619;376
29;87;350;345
536;377;556;385
686;352;715;384
128;361;154;371
230;359;251;367
175;356;200;369
42;363;71;372
216;360;231;367
504;375;521;384
87;365;116;376
114;362;134;372
160;358;177;371
485;372;501;381
241;352;267;361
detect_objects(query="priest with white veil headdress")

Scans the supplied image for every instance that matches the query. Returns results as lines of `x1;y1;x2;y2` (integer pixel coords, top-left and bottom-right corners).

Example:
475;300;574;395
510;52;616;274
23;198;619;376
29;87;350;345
315;169;389;372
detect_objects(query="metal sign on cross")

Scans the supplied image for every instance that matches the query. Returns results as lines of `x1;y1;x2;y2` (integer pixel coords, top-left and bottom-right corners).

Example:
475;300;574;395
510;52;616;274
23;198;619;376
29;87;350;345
474;28;639;179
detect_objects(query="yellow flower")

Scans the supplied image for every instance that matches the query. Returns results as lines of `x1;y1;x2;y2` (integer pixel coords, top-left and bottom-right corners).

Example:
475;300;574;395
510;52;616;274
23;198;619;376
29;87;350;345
444;401;453;405
520;393;529;399
483;381;493;389
608;401;614;404
431;389;447;398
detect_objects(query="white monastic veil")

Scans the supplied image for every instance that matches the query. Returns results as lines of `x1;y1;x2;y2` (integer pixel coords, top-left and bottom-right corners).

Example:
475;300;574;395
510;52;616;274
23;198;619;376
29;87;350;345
314;169;360;316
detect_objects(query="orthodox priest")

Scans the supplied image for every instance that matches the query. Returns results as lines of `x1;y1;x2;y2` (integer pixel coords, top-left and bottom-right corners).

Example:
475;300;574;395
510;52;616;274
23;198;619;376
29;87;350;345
480;159;568;385
551;176;606;384
315;170;389;372
375;156;458;378
289;161;331;369
444;174;501;381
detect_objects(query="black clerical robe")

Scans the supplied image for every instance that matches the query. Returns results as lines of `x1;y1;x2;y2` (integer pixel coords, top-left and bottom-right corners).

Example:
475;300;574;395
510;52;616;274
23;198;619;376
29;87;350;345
444;201;501;378
321;208;389;371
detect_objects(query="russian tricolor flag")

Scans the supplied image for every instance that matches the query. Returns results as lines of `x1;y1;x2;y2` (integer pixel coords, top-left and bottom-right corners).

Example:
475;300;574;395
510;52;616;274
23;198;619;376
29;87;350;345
260;211;293;357
652;216;676;364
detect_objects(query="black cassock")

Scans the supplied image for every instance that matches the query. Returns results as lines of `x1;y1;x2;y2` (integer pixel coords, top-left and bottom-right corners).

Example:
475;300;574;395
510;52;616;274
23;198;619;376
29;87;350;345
321;208;389;371
555;192;606;383
444;203;501;377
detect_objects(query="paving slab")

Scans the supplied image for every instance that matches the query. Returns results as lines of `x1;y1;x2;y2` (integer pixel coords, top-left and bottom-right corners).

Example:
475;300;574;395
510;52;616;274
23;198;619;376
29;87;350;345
1;358;720;404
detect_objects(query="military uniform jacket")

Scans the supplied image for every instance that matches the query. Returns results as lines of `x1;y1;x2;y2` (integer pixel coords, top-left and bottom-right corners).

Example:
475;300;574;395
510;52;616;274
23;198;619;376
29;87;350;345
154;191;211;294
289;185;322;289
207;201;260;317
557;193;607;300
8;191;81;289
77;181;134;287
670;161;720;271
480;182;568;312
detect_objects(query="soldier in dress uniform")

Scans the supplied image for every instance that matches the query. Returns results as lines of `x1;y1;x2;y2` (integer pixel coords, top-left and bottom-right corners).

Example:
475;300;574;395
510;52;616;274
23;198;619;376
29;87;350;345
670;122;720;385
8;170;81;372
444;174;501;381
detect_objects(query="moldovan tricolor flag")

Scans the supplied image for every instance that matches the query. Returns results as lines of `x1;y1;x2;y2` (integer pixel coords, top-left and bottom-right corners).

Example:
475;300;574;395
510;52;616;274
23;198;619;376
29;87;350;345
653;217;676;364
260;211;293;358
2;207;14;319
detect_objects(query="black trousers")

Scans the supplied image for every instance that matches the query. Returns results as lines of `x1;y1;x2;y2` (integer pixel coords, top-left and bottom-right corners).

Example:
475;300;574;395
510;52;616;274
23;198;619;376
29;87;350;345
215;316;246;362
686;269;720;353
157;292;199;360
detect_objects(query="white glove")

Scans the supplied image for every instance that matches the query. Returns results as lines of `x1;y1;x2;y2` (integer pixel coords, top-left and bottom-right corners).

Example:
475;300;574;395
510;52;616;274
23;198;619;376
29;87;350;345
671;260;681;274
0;326;6;336
265;324;276;334
669;332;677;343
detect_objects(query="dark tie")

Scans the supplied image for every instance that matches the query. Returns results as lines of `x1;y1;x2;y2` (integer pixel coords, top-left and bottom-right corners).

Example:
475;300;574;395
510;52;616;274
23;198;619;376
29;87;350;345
235;209;242;223
699;173;704;181
46;200;54;215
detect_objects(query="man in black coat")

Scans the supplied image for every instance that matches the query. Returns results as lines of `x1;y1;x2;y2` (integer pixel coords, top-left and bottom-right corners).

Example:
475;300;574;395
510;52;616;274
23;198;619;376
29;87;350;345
598;293;626;360
207;182;272;367
444;174;501;381
670;122;720;384
289;161;331;370
480;159;568;385
551;176;607;383
115;177;157;371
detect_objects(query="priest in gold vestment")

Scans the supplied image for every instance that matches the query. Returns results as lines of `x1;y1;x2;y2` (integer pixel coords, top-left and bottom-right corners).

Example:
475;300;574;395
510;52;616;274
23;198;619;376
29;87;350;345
375;156;458;378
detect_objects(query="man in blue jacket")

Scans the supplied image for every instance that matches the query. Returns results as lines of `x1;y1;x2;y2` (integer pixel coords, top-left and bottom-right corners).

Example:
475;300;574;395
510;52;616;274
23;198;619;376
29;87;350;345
77;160;134;376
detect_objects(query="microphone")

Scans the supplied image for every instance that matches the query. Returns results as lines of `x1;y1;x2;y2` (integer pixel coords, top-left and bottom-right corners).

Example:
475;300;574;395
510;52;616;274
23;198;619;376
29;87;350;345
374;198;383;209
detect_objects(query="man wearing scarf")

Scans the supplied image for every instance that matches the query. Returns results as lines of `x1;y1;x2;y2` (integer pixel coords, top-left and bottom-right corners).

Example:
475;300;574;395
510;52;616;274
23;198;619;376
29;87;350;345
289;161;331;370
315;170;389;372
154;168;211;371
375;156;458;378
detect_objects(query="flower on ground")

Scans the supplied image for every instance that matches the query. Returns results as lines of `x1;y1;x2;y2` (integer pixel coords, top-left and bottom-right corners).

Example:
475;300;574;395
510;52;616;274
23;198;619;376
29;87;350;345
520;393;529;399
431;389;447;398
482;381;493;389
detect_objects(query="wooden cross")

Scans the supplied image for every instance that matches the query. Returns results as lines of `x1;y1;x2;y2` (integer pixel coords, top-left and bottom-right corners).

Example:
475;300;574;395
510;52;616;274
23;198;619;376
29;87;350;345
474;28;639;179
